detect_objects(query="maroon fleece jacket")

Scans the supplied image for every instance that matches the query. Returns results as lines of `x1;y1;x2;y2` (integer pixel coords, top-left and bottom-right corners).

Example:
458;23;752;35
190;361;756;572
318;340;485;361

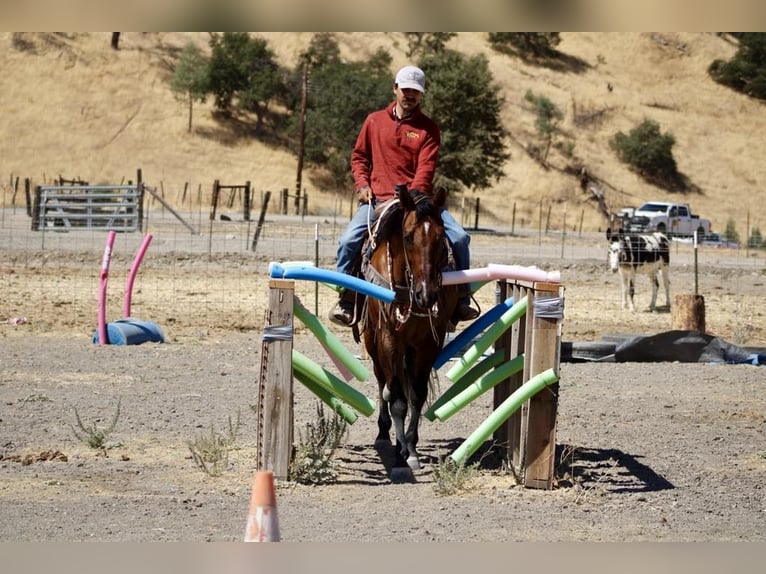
350;102;440;202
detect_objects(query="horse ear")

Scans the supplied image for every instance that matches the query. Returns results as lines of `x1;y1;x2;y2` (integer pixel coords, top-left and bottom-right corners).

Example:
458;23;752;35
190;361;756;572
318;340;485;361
397;184;415;210
433;187;447;209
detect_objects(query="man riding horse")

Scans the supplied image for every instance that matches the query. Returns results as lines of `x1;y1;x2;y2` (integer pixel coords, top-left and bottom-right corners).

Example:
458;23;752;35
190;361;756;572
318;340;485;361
330;65;478;328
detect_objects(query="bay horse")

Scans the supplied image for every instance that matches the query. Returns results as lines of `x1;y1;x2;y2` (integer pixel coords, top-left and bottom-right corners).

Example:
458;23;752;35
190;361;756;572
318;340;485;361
357;185;459;479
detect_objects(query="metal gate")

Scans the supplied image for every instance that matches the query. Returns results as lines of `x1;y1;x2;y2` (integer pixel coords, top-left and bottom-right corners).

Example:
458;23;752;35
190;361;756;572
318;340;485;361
32;185;143;232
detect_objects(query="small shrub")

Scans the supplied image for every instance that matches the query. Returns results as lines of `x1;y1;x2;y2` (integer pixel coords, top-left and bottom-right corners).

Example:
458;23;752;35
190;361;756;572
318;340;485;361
610;118;679;187
724;217;740;244
71;398;121;453
187;411;241;476
18;393;51;404
748;227;764;249
432;456;479;496
289;403;348;485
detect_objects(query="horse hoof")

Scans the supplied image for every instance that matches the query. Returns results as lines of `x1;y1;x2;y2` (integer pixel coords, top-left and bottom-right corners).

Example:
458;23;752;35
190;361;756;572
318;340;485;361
390;466;415;484
407;456;421;470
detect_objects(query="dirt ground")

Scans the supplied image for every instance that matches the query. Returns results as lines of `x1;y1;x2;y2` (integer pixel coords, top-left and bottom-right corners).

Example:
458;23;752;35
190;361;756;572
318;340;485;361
1;218;765;542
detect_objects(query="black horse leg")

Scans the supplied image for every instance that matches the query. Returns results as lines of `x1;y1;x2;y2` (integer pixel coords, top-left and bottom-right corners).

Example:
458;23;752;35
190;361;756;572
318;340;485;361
403;377;428;470
375;382;392;446
389;394;410;468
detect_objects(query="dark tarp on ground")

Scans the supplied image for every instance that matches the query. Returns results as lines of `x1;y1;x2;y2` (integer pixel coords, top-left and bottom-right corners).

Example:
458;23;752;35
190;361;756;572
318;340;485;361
562;331;765;365
613;330;764;364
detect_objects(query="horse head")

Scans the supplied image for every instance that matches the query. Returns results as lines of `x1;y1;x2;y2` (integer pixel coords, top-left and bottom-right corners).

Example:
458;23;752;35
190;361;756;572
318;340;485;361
396;187;449;311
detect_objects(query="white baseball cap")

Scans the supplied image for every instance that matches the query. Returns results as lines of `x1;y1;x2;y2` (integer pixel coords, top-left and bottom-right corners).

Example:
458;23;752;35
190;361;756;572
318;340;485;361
395;65;426;93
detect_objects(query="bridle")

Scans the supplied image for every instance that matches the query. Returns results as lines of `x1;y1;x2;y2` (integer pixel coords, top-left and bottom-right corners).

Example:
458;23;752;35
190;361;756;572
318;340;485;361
364;197;444;339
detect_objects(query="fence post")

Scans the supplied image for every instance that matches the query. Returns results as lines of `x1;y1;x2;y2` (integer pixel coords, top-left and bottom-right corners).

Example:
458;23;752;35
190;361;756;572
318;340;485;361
31;186;41;231
522;283;563;489
210;179;220;221
510;282;532;470
24;178;32;217
244;181;251;221
251;190;272;253
256;279;295;479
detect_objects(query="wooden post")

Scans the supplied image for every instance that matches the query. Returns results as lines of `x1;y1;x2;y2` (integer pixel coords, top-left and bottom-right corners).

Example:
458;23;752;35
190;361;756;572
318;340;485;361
31;186;41;231
523;283;563;489
24;178;31;217
243;181;251;221
210;179;220;221
256;279;295;479
672;294;706;333
251;191;272;253
519;284;536;468
493;281;528;473
492;280;512;454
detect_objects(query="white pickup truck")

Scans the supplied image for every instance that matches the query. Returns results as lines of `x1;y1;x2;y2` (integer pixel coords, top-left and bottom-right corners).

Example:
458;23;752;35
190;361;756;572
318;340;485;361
624;201;712;239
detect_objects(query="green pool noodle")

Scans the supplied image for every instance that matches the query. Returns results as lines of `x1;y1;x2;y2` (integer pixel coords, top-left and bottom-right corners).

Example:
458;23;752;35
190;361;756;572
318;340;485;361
446;296;528;382
293;368;358;425
434;354;526;422
293;298;369;383
424;348;506;422
292;350;376;417
449;368;559;466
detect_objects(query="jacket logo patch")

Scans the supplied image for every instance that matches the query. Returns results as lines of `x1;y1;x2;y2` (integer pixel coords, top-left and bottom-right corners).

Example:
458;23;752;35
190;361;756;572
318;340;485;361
405;131;420;140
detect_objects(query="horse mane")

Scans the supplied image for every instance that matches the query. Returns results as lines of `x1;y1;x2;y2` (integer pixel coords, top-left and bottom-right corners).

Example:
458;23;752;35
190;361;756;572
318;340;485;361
374;191;440;244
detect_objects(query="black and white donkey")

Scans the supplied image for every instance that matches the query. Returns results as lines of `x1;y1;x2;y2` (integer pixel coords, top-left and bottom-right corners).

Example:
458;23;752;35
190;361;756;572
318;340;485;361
606;229;670;312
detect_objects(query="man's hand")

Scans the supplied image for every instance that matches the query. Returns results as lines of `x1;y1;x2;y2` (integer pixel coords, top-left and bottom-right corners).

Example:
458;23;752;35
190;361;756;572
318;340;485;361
357;185;373;204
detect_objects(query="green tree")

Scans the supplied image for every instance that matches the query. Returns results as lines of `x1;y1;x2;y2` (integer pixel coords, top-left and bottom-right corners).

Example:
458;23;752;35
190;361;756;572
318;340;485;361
207;33;282;133
724;217;740;244
610;119;679;188
404;32;456;58
284;34;392;188
418;49;509;192
524;90;563;164
709;33;766;100
748;227;764;249
488;33;561;57
169;41;209;132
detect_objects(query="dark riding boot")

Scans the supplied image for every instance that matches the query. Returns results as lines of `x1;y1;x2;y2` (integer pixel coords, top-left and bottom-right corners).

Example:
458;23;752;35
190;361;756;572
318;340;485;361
452;285;479;324
329;289;355;327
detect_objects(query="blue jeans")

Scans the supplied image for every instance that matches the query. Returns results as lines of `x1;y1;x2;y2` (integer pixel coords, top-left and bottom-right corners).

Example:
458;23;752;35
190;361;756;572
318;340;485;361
336;202;471;276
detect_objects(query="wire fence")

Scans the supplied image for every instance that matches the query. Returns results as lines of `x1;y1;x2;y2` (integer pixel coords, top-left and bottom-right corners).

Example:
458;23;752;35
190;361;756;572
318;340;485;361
2;183;764;343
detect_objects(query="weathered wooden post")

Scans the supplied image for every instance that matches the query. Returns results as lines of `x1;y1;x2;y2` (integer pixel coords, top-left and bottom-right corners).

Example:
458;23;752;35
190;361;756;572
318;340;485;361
243;181;251;221
210;179;220;221
523;283;564;489
493;280;528;472
256;279;295;479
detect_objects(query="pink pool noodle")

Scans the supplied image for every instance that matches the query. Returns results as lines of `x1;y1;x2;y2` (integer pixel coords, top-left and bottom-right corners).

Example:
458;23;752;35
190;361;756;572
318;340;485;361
441;264;560;286
123;234;153;318
97;231;117;345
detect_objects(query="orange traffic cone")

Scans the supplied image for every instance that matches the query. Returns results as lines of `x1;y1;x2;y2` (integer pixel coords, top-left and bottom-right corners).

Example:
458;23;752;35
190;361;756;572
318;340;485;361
243;470;281;542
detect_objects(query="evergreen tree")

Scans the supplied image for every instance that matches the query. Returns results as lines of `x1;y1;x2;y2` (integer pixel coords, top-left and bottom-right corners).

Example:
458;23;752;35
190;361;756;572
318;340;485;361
709;33;766;100
610;119;679;188
404;33;456;57
283;34;392;188
488;33;561;57
207;33;282;133
524;90;563;164
418;49;509;191
748;227;763;249
724;217;740;244
169;41;209;132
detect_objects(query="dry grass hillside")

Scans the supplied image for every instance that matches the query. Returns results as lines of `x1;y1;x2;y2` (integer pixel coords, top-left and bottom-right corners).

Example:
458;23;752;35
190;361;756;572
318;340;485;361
1;31;764;235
